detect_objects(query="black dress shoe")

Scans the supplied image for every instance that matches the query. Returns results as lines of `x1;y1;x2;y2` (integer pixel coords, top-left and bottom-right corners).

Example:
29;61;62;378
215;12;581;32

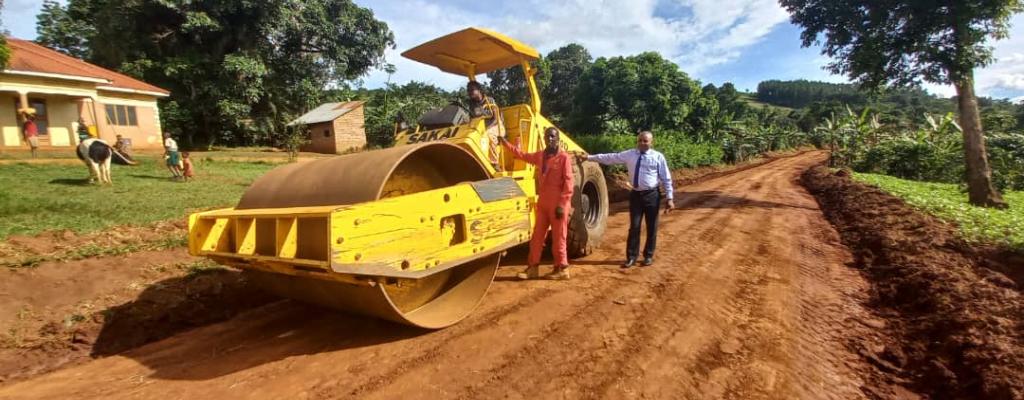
621;258;637;268
641;257;654;266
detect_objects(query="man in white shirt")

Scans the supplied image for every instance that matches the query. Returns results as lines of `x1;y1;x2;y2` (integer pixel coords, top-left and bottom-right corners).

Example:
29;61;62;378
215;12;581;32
578;131;674;268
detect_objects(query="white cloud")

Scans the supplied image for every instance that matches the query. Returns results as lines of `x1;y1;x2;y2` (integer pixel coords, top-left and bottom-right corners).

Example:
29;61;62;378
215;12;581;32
358;0;791;89
12;0;1024;100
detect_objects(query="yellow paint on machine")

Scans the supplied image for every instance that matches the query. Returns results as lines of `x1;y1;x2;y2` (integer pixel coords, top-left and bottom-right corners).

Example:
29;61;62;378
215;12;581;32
187;27;609;329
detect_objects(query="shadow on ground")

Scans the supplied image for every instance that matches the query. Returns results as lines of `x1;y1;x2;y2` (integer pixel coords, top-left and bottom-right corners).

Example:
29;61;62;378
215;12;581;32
90;269;426;380
48;178;91;186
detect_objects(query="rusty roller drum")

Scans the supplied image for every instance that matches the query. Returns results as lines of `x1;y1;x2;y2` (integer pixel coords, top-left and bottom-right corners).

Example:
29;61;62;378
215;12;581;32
236;142;499;329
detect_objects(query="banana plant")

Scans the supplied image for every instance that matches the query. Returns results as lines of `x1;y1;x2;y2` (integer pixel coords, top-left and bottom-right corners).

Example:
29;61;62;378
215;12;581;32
919;112;962;154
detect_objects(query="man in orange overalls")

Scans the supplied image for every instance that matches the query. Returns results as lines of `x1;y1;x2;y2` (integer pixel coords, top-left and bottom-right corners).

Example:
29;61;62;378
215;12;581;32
499;127;574;280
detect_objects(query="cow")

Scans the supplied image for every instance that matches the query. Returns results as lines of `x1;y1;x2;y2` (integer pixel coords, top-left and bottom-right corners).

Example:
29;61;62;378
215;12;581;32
76;138;113;185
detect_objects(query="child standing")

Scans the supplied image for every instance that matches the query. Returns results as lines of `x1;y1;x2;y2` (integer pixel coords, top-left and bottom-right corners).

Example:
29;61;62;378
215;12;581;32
163;132;183;180
181;152;195;181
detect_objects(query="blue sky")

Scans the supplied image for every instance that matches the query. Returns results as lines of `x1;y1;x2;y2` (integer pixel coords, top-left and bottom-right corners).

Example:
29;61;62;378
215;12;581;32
6;0;1024;100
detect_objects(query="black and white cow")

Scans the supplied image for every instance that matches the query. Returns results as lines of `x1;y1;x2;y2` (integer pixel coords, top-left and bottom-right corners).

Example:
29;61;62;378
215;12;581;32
76;138;113;185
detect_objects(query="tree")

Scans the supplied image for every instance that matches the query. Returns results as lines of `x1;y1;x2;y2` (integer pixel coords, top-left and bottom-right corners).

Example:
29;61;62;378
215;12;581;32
541;44;592;126
0;37;8;70
0;0;9;69
485;58;550;109
362;81;457;148
36;0;394;148
781;0;1014;208
573;52;701;134
36;0;96;60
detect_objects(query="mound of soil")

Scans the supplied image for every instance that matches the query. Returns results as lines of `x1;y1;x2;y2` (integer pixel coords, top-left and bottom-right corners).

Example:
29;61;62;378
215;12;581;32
802;166;1024;400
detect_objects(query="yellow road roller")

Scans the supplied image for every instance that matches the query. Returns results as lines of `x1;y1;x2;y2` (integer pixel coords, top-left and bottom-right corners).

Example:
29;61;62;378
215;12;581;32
188;27;609;329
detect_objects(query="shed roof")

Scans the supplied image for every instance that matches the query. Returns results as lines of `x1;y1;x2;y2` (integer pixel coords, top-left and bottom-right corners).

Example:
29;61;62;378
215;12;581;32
288;101;365;126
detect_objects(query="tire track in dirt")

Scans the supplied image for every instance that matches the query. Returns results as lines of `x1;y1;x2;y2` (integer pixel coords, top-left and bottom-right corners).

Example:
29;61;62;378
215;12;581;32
0;151;887;400
340;194;732;399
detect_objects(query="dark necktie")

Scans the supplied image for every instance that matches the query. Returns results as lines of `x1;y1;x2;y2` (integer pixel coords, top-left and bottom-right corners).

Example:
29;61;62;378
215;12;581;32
633;152;645;188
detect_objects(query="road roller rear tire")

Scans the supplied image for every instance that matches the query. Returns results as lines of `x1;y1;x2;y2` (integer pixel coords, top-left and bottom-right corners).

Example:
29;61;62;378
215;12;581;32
567;161;608;257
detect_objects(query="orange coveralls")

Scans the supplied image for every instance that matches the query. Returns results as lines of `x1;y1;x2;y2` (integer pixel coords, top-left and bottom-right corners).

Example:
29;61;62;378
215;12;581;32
502;141;574;266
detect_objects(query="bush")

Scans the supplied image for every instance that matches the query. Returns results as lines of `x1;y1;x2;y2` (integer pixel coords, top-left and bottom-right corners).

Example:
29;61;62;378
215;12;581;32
855;132;1024;191
853;141;962;183
988;133;1024;191
573;134;724;169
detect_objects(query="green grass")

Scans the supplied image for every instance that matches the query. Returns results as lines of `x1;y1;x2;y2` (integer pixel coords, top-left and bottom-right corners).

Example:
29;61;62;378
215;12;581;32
853;172;1024;250
5;234;188;268
738;93;795;112
0;156;276;239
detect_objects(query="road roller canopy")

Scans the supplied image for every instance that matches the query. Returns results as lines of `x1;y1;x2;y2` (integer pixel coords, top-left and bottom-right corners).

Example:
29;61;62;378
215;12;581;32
401;27;540;77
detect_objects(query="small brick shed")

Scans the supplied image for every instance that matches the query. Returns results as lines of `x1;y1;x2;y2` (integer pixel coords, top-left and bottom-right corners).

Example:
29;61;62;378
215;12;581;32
288;101;367;154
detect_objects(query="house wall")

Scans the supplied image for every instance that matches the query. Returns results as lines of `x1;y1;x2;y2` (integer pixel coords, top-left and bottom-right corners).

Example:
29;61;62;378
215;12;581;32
0;92;78;147
332;106;366;153
0;99;19;146
302;122;337;154
46;95;78;146
0;73;166;149
96;92;164;149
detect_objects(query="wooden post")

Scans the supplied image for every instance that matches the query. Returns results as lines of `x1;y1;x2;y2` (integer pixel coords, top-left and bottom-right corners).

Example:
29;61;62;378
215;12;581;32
17;91;29;119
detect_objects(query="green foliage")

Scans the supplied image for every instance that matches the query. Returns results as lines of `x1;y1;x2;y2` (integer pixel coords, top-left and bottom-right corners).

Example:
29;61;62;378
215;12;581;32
758;79;867;108
486;58;550;108
281;124;310;162
574;52;701;134
988;133;1024;191
781;0;1023;88
851;114;1024;193
360;81;459;148
782;0;1017;206
36;0;395;148
35;0;96;60
856;142;964;182
574;134;724;169
852;112;965;181
482;43;592;123
854;172;1024;250
542;44;592;126
0;156;275;239
0;36;9;70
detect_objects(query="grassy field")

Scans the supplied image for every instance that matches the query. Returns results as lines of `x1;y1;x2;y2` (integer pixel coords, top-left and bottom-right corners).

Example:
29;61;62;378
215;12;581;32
853;172;1024;250
0;156;276;239
738;93;795;112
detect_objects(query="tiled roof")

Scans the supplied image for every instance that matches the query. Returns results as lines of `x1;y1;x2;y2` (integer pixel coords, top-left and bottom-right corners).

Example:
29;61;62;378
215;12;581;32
5;38;169;96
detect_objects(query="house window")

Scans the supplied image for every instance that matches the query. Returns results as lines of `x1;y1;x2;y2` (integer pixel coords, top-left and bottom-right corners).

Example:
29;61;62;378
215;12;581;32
323;130;330;138
14;98;49;136
105;104;138;126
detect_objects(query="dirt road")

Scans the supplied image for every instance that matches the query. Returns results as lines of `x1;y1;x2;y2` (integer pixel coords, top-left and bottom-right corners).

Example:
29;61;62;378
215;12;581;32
0;151;887;399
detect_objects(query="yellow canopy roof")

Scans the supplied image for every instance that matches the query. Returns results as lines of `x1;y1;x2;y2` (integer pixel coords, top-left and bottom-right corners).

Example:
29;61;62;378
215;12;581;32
401;27;540;77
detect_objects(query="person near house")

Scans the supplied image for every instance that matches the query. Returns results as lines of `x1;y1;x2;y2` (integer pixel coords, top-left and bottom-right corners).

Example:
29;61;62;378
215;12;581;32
498;127;574;280
181;152;195;181
577;131;674;268
77;118;91;143
19;108;39;158
163;132;183;180
467;81;505;171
